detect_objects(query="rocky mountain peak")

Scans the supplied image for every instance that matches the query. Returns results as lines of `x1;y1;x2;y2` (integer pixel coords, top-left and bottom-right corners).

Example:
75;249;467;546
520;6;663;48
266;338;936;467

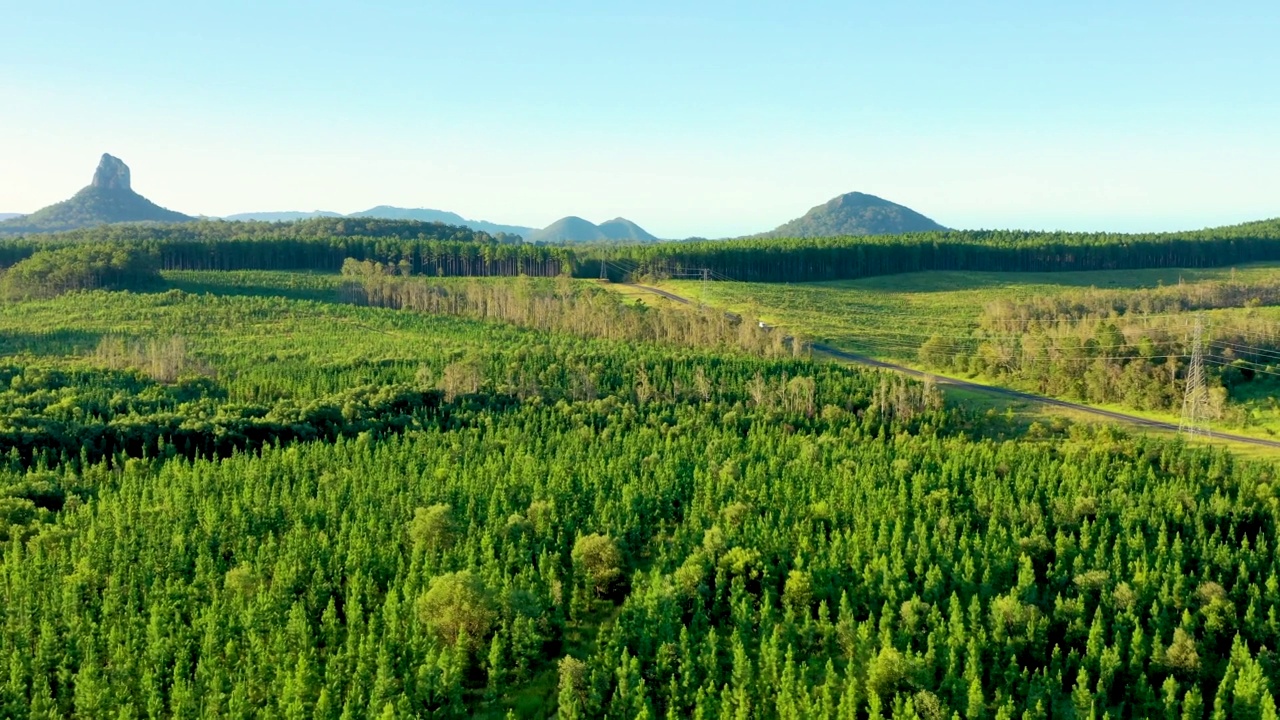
91;153;131;191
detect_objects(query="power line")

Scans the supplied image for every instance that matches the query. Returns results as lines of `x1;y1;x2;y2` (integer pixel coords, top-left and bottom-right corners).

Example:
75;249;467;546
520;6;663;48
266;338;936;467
1211;340;1280;363
1206;356;1280;378
680;274;1280;357
671;280;1212;329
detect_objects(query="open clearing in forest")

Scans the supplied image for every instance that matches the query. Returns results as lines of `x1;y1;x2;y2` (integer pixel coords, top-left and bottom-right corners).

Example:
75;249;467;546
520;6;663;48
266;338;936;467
628;266;1280;455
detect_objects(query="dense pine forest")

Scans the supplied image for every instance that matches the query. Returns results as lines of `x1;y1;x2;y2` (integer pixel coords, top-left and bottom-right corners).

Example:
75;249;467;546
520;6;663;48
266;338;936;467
0;219;568;277
603;219;1280;282
0;264;1276;718
4;216;1280;283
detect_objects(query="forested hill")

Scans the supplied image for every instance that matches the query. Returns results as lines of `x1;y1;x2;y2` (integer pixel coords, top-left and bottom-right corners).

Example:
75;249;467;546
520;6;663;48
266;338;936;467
0;154;192;234
598;217;660;241
221;211;344;222
219;208;656;243
346;206;537;238
760;191;948;237
218;207;540;238
527;216;659;244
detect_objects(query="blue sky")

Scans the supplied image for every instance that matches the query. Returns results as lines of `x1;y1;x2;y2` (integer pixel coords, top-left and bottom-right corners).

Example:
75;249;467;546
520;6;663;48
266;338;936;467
2;1;1278;237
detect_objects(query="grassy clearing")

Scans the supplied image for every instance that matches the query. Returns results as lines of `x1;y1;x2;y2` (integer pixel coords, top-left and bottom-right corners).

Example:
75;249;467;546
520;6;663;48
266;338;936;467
658;263;1280;361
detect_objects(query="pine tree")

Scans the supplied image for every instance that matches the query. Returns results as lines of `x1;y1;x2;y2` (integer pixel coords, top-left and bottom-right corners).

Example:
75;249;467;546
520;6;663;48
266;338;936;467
966;677;985;719
314;688;336;720
486;632;506;701
1071;668;1094;720
73;648;106;719
1181;687;1203;720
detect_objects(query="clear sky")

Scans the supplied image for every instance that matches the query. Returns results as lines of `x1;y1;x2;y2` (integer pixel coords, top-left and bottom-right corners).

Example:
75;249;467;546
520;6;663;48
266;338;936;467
3;1;1278;237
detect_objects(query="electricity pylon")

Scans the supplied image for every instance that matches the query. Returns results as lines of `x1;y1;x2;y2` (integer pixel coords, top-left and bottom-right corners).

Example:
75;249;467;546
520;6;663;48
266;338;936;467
1179;313;1211;440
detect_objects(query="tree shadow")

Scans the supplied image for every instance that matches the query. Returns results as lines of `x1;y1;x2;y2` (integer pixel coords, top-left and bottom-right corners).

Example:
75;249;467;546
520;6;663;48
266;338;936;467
162;276;343;304
0;329;104;357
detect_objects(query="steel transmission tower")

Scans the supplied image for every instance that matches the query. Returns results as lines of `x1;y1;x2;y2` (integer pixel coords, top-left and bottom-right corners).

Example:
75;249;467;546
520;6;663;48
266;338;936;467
1179;314;1211;440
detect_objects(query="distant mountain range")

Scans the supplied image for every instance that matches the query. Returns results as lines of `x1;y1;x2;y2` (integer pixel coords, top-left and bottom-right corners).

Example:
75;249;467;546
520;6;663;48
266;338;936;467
599;217;659;242
760;192;947;238
0;154;948;242
526;216;659;244
221;211;343;222
0;155;662;241
0;154;193;234
345;207;536;238
223;207;656;243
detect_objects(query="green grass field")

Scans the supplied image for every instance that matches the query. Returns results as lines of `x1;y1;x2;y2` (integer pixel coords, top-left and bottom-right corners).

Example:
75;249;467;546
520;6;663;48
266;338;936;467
660;263;1280;359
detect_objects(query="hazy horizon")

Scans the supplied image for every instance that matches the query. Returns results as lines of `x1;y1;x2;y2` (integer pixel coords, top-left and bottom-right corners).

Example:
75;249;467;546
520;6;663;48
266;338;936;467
3;1;1278;237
